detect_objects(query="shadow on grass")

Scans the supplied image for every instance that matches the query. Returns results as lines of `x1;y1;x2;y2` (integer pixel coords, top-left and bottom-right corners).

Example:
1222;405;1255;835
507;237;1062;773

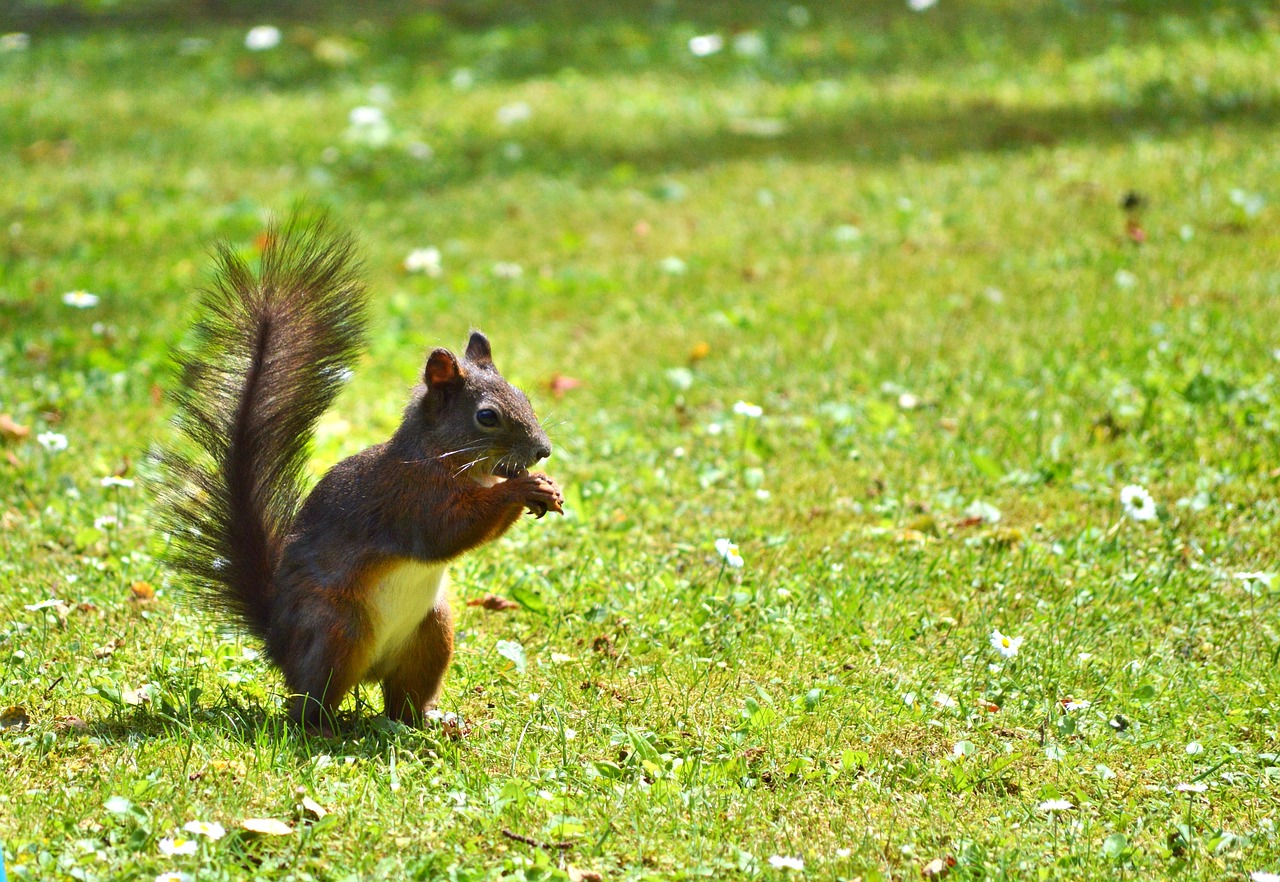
6;0;1272;83
82;691;458;760
337;88;1280;196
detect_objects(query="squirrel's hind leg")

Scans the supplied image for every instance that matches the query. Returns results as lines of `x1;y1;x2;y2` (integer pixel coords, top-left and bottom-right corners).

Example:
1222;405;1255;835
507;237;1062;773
275;596;370;735
381;601;455;725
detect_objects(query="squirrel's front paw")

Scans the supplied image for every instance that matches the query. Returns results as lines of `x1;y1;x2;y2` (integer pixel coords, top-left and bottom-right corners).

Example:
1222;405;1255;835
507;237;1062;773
515;473;564;518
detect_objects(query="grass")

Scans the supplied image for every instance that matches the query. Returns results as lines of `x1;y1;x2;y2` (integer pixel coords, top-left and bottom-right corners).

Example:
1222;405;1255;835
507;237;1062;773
3;0;1280;878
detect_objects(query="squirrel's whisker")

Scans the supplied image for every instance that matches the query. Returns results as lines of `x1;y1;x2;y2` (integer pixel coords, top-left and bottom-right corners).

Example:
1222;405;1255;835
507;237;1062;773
436;444;488;461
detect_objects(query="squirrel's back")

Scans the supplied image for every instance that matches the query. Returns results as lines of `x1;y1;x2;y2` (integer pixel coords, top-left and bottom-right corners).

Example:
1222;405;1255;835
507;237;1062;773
159;215;368;640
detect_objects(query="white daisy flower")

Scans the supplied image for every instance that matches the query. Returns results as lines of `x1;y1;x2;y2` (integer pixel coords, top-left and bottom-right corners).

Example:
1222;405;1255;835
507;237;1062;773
155;873;193;882
659;256;687;275
1037;799;1073;812
244;25;281;51
37;431;68;451
907;0;938;9
157;835;198;856
989;628;1023;659
767;855;804;871
688;34;724;57
1175;782;1207;793
348;106;385;127
1120;484;1157;522
62;290;99;308
403;247;442;276
1235;572;1274;589
100;476;135;488
182;820;225;840
495;101;532;126
1060;697;1091;713
733;400;763;418
1250;873;1280;882
714;537;744;568
491;262;523;280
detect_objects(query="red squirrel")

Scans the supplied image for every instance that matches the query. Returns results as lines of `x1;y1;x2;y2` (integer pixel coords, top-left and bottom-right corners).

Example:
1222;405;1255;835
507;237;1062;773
160;214;563;732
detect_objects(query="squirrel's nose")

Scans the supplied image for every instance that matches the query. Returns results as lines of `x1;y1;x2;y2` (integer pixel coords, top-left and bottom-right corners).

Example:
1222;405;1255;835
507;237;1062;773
534;442;552;462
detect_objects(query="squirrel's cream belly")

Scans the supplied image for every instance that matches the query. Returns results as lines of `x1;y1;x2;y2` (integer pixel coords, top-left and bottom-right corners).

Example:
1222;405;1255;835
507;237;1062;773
363;560;448;679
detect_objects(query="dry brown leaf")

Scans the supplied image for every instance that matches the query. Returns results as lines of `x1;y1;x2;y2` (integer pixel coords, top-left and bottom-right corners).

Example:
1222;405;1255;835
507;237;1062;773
55;715;88;732
547;373;582;398
0;414;29;441
128;581;155;605
688;341;711;363
241;818;293;836
568;869;604;882
0;705;30;730
93;639;122;659
922;856;956;878
466;593;519;611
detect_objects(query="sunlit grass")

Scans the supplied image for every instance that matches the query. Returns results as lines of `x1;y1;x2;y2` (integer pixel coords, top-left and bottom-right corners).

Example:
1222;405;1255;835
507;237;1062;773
2;1;1280;879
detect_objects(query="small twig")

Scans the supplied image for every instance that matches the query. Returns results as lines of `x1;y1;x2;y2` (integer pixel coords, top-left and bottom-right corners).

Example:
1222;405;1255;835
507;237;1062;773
501;829;572;850
43;675;65;697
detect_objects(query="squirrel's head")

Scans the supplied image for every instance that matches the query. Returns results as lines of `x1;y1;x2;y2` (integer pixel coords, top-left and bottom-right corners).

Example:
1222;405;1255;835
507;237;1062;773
411;331;552;484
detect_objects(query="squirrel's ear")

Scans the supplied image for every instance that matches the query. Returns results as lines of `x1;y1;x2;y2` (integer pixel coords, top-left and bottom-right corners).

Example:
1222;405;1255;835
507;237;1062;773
424;348;464;387
465;331;494;367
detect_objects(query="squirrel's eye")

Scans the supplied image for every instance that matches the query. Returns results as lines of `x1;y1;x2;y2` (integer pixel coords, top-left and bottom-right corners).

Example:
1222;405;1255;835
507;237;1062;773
476;408;501;428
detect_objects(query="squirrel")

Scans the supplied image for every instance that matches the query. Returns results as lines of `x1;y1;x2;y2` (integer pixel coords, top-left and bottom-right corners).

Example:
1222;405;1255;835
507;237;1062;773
160;214;563;733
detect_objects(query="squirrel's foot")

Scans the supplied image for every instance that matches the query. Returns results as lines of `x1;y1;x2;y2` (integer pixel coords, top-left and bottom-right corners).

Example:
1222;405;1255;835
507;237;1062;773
289;694;340;738
515;472;564;518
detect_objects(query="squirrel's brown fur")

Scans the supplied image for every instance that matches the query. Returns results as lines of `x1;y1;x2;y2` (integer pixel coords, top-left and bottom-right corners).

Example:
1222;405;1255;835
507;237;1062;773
161;214;562;732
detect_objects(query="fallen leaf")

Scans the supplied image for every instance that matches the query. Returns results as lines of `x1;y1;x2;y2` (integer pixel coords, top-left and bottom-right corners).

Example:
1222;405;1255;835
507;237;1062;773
547;373;582;398
0;414;29;440
122;686;151;706
300;796;328;820
55;715;88;732
128;581;155;605
93;638;122;659
466;593;519;611
242;818;293;835
569;869;604;882
688;341;711;363
0;706;30;730
922;856;955;878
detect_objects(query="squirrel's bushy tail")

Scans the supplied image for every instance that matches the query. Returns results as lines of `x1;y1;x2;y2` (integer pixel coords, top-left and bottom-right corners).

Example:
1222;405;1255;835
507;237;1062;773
160;214;368;640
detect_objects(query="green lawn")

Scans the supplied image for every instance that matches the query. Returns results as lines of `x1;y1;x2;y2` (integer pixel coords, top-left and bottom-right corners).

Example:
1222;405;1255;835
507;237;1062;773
3;1;1280;879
